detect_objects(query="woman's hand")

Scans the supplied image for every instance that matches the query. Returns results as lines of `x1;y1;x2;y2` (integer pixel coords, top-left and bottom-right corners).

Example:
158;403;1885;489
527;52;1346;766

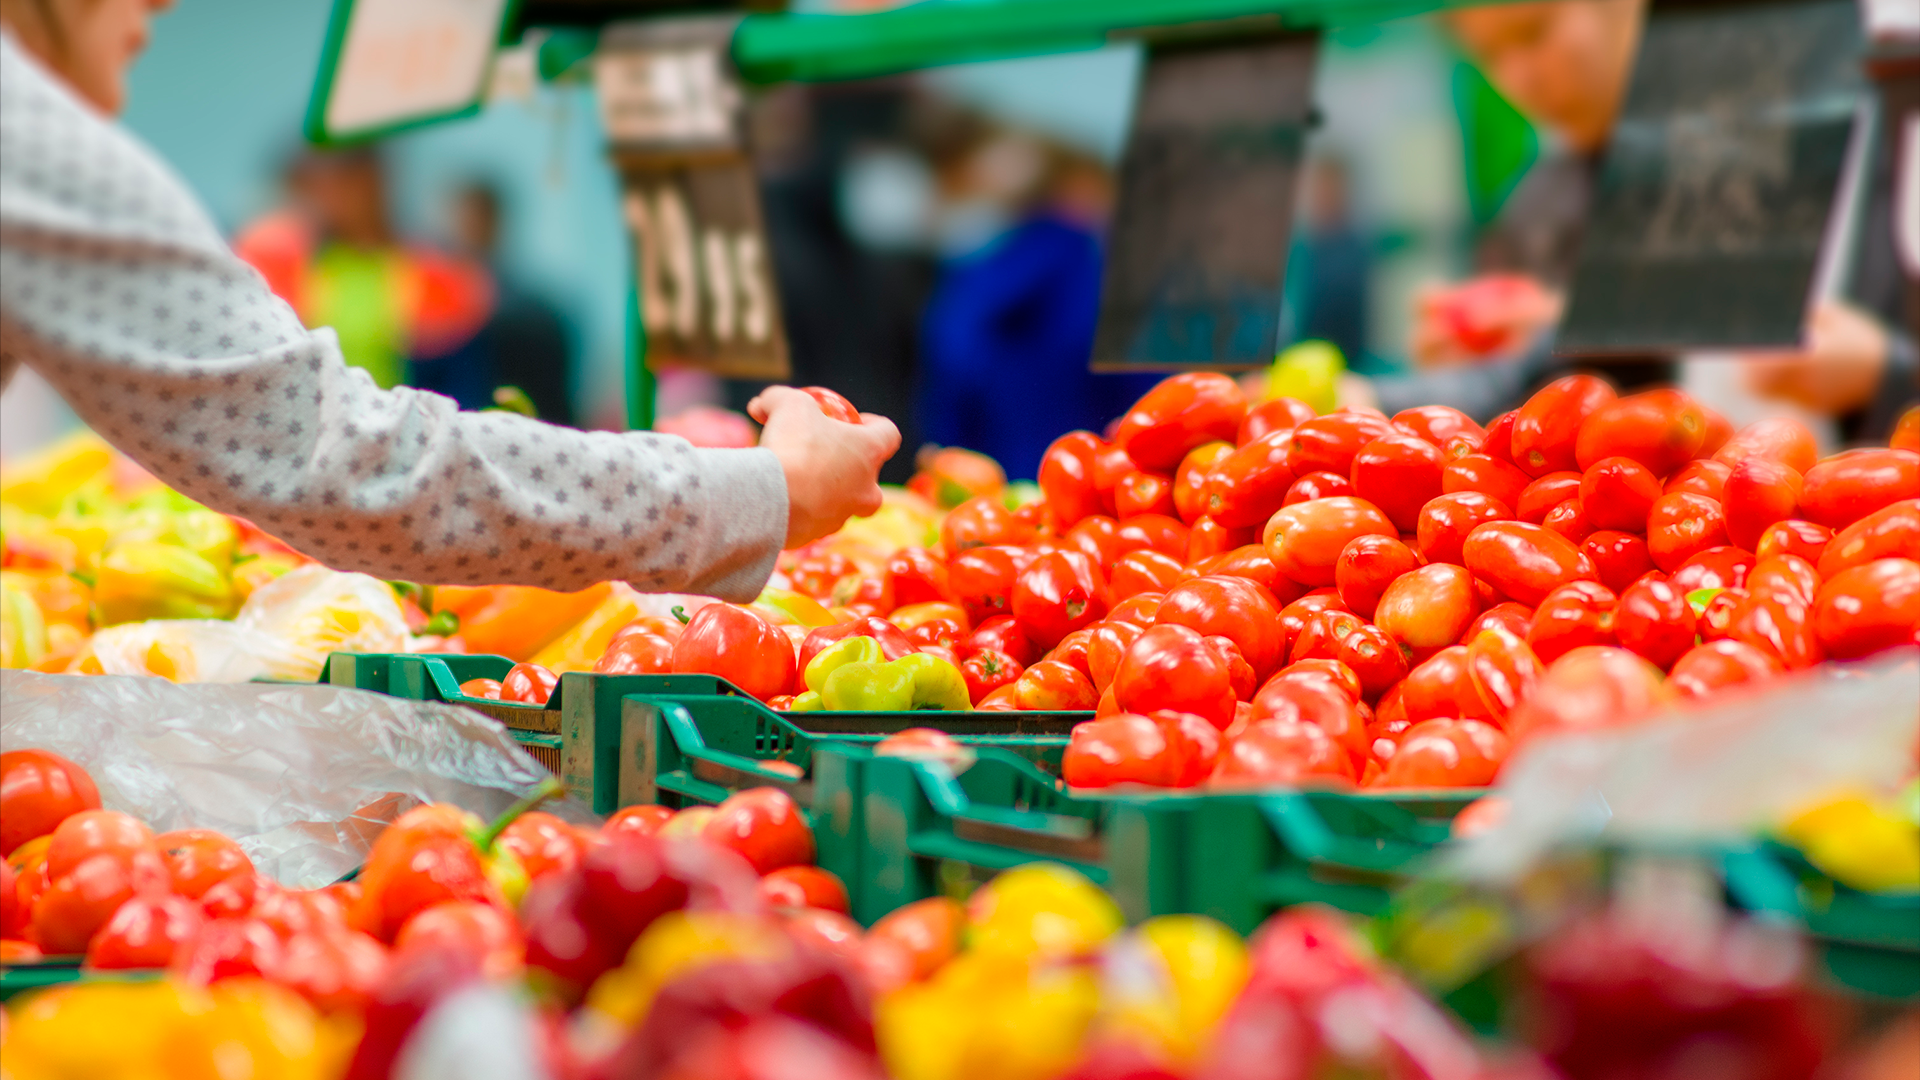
749;386;901;549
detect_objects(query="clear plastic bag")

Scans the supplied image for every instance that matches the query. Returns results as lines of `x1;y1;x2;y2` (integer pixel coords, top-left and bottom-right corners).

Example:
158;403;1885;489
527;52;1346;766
68;618;272;682
234;564;409;681
0;670;593;887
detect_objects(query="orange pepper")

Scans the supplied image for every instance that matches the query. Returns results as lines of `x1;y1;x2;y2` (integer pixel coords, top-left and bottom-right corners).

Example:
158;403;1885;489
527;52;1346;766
436;583;610;661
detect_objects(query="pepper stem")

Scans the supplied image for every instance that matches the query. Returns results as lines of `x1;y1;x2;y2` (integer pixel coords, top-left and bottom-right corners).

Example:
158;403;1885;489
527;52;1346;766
473;777;566;853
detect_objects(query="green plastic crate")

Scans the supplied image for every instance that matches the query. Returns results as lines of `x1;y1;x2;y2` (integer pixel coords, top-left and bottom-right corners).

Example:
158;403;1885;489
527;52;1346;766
0;960;162;1003
1723;843;1920;1000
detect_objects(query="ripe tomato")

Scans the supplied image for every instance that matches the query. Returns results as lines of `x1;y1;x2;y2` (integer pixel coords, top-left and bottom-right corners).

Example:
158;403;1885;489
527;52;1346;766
1579;457;1662;532
1465;623;1543;721
1284;471;1354;505
1812;558;1920;660
1334;534;1421;619
1013;659;1098;711
1151;711;1224;786
1060;515;1121;566
1115;471;1179;519
1747;554;1820;606
1211;718;1354;787
960;647;1025;703
1573;388;1707;475
800;386;860;423
458;678;503;700
1516;471;1583;525
1579;531;1656;593
85;894;204;970
1713;416;1818;473
34;849;170;954
1205;431;1297;528
969;614;1039;667
671;604;797;701
155;829;253;900
1239;396;1318;446
758;865;851;914
0;750;101;858
1351;434;1446;532
1462;521;1594;606
393;901;524;982
594;631;674;675
1480;410;1518;463
1464;601;1534;644
1646;492;1730;572
1109;549;1187;603
1289;609;1364;667
1669;546;1754;594
1264;496;1397;587
1696;588;1746;642
1038;431;1106;527
1377;719;1509;788
1248;677;1370;766
603;804;675;841
1799;449;1920;528
1333;623;1407;701
1668;639;1781;698
497;811;587;881
1191;544;1290;598
1374;563;1480;661
1697;406;1733;457
887;550;956;611
1114;514;1190;560
941;496;1037;556
1115;373;1248;471
1393;405;1484;448
1540;498;1594;545
172;916;285;983
949;546;1028;625
1442;454;1531;509
1613;576;1695;670
1050;629;1097;677
47;810;154;882
1084;623;1144;694
1269;658;1364;703
1514;375;1616;477
702;788;814;875
1113;624;1236;728
1289;411;1396;476
1011;549;1108;649
501;662;559;705
1665;458;1731;501
1275;591;1349;659
1754;519;1833;565
798;617;915;670
1818;499;1920;578
1527;581;1618;664
1416;491;1512;566
1505;646;1672;744
1187;515;1256;564
1726;591;1823;669
868;897;964;982
1174;442;1235;523
1155;575;1286;678
1723;457;1803;551
1063;713;1174;788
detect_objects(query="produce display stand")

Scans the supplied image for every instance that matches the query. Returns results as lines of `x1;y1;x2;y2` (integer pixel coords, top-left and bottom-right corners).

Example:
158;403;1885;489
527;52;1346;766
1724;842;1920;1000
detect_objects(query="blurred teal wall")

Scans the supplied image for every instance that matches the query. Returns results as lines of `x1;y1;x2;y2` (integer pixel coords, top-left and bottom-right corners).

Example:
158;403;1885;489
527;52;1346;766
122;0;629;427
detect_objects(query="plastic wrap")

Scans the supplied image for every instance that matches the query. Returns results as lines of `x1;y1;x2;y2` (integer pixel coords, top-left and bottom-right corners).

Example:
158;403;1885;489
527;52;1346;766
232;564;409;680
1448;652;1920;883
0;670;593;887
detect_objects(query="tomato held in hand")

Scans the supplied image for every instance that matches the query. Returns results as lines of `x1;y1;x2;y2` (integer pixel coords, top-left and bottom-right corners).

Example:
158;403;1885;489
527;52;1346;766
1155;575;1285;678
1646;492;1730;572
702;787;814;875
1514;375;1617;477
1211;718;1354;787
85;894;204;970
1351;434;1446;532
1205;431;1298;528
1504;646;1672;744
0;750;101;858
1813;558;1920;660
759;865;851;914
1462;521;1594;606
501;663;559;705
1799;449;1920;529
1417;491;1513;567
1581;531;1657;593
1113;624;1236;729
800;386;861;423
1335;534;1422;620
155;829;253;900
1579;457;1663;532
1613;576;1695;670
673;604;798;701
1265;496;1397;587
1377;719;1509;788
1115;373;1248;471
1289;411;1396;477
1573;389;1707;475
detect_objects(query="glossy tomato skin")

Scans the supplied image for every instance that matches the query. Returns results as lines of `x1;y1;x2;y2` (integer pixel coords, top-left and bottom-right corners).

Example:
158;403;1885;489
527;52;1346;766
498;812;588;881
1187;516;1257;564
1155;575;1286;678
1813;558;1920;659
1264;496;1397;587
702;788;814;875
1799;449;1920;528
1011;549;1108;649
1714;416;1819;473
941;496;1037;556
1108;549;1186;604
1464;601;1534;645
1085;623;1143;694
1465;624;1544;722
1400;645;1495;722
1613;576;1696;670
1275;592;1349;660
1480;410;1518;463
1248;676;1370;767
1669;546;1755;594
1577;532;1656;593
1334;534;1422;619
1527;581;1618;664
1516;472;1584;525
969;614;1039;667
85;894;204;969
47;810;154;882
1416;491;1512;566
1818;499;1920;578
0;750;101;858
1115;373;1248;471
1063;713;1174;788
1205;431;1297;527
1748;554;1821;606
1668;639;1781;698
758;865;851;914
1061;515;1121;566
501;663;559;705
1579;457;1662;532
1115;514;1191;560
156;829;254;900
1211;718;1354;787
1270;658;1364;703
1696;588;1746;643
1284;472;1353;506
800;386;861;423
1375;563;1481;660
1350;434;1446;532
1726;591;1823;670
1392;406;1484;448
34;848;170;954
1038;431;1106;527
1574;389;1707;475
1113;624;1237;729
1335;623;1408;701
1239;396;1318;445
1014;659;1098;711
1755;519;1833;566
1540;498;1595;545
1722;457;1803;551
886;547;953;607
1377;719;1509;788
1895;407;1920;453
1646;492;1730;572
1174;442;1235;523
1513;375;1617;477
1665;459;1731;501
1092;442;1136;515
1115;471;1180;519
1442;454;1531;509
948;545;1027;625
1462;521;1595;606
671;604;797;701
1289;609;1365;668
594;631;674;675
1289;411;1396;476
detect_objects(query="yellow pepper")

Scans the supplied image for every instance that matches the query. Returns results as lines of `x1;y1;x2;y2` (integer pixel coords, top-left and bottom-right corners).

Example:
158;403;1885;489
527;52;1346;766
585;912;788;1027
92;541;237;625
1;573;48;670
1781;792;1920;894
822;660;916;712
893;652;970;711
0;430;114;515
889;601;970;634
967;863;1122;962
108;508;238;568
1135;915;1249;1056
804;635;885;695
0;977;326;1080
879;952;1100;1080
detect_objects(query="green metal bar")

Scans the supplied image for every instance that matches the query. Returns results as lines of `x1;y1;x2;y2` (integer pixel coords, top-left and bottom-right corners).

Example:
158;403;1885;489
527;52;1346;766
625;266;656;431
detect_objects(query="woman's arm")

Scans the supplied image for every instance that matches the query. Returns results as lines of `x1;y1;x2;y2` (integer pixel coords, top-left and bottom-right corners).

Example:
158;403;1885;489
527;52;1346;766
0;34;787;600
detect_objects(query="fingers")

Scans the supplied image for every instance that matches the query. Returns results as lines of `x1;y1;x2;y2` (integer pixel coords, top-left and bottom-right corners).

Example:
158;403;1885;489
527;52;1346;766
857;413;903;461
853;483;885;518
747;385;811;425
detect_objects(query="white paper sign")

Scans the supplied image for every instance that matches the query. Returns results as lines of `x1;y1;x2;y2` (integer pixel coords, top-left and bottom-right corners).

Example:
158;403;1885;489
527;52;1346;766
323;0;510;137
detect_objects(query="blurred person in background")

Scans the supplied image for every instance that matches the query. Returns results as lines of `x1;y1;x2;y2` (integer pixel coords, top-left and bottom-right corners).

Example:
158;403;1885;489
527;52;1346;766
1281;154;1376;371
0;0;899;598
446;180;575;425
916;121;1158;479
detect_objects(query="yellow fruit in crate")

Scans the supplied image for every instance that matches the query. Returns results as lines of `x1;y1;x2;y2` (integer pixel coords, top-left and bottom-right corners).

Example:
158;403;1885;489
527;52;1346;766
878;951;1098;1080
967;863;1123;961
3;979;198;1079
0;430;114;515
0;573;48;669
1137;914;1250;1049
1781;794;1920;894
585;912;787;1027
93;541;237;625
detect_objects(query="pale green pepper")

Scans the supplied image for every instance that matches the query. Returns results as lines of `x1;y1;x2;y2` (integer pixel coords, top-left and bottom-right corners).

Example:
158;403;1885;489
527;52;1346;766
822;660;917;711
804;634;884;695
789;691;825;712
894;652;971;711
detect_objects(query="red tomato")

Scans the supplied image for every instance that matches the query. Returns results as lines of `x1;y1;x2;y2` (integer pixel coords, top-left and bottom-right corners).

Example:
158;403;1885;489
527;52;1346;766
395;902;521;985
1152;710;1224;786
1284;471;1354;505
501;663;559;705
1813;558;1920;660
1050;629;1096;678
172;916;286;984
47;810;154;883
1818;499;1920;578
1748;554;1821;606
1504;646;1672;744
458;678;503;700
957;647;1022;704
1895;407;1920;453
1754;519;1833;565
1334;534;1421;620
1376;719;1509;788
594;631;674;675
1416;491;1513;566
1204;431;1297;527
1646;492;1730;572
1109;549;1187;603
1799;449;1920;528
798;617;916;671
1238;396;1318;446
1085;622;1144;694
1288;608;1363;667
1211;718;1355;787
1115;471;1179;519
1187;515;1256;565
1113;624;1236;728
1114;514;1191;561
497;812;586;881
1480;410;1518;463
1115;374;1251;471
1269;658;1364;703
1669;546;1754;594
1668;639;1781;698
1333;623;1407;701
869;897;964;982
1713;417;1819;473
941;496;1037;556
1580;530;1657;593
1038;431;1106;527
1011;550;1108;649
1091;442;1136;515
1464;601;1534;645
1698;406;1733;457
1060;515;1121;566
1351;434;1446;532
800;386;861;423
200;871;274;921
1396;646;1495;724
1613;576;1695;670
1264;497;1397;587
1442;454;1531;509
1696;588;1746;643
1573;388;1707;475
1247;677;1370;766
1516;471;1583;525
1528;581;1618;664
671;604;797;701
885;547;953;607
1540;498;1594;544
603;805;675;841
1063;713;1175;788
1374;563;1480;661
0;858;19;938
1154;575;1285;678
1665;458;1731;502
787;550;857;599
949;546;1028;625
1012;659;1098;711
1462;521;1594;606
33;849;170;954
1393;405;1484;447
155;829;253;900
1190;544;1291;599
1726;591;1823;670
1514;375;1617;477
1174;442;1235;523
0;750;101;858
1289;411;1396;476
702;788;814;875
758;866;851;914
1579;457;1662;532
1275;591;1349;660
1722;457;1803;551
968;614;1039;667
85;894;204;970
1464;623;1543;721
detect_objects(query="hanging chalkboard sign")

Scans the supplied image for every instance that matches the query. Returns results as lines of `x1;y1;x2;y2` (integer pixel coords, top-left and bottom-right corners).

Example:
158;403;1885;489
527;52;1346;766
1556;0;1869;355
1091;33;1320;371
597;16;790;379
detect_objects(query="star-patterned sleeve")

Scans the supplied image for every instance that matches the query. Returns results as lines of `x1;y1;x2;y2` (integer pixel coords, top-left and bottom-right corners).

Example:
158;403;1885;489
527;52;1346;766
0;33;787;601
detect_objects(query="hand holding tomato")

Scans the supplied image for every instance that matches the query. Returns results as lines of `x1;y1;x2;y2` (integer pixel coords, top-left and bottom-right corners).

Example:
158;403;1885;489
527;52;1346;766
749;385;901;549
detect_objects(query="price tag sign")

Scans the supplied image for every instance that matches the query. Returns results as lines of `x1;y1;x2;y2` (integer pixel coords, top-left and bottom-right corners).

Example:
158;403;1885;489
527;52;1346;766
1091;33;1320;371
598;17;789;379
306;0;514;145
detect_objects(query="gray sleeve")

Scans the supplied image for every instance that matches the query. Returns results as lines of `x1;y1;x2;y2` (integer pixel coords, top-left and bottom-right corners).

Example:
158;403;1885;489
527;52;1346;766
0;33;784;601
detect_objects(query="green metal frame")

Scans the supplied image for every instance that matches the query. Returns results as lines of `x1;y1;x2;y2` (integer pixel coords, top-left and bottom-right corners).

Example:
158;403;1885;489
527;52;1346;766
305;0;529;147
